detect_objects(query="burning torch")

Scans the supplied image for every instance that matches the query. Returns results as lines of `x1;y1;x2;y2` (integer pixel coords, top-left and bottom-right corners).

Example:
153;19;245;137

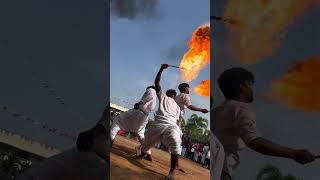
162;64;186;70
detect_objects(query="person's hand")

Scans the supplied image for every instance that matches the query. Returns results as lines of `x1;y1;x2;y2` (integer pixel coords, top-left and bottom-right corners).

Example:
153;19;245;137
134;103;140;109
161;64;169;69
201;109;209;113
76;130;94;152
291;149;315;164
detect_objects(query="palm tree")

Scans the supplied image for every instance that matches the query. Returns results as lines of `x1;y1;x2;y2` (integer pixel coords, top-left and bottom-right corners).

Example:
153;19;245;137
256;165;302;180
184;114;209;143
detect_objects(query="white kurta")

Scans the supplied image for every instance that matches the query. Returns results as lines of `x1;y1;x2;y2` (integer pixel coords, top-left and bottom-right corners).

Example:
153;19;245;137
110;88;157;141
141;90;182;155
212;100;261;179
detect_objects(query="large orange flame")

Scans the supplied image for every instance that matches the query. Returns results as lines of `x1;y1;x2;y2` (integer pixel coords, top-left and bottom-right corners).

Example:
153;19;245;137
223;0;320;64
267;56;320;112
194;80;210;97
180;23;210;82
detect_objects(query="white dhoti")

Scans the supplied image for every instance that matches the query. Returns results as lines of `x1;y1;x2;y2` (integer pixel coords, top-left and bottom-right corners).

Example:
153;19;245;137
210;133;225;180
110;109;149;141
15;134;108;180
141;123;182;155
110;109;151;154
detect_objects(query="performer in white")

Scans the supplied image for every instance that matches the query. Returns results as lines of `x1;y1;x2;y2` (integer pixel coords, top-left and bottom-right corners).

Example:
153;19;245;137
174;82;209;171
212;68;315;180
15;103;109;180
175;82;209;120
110;85;157;159
138;64;182;180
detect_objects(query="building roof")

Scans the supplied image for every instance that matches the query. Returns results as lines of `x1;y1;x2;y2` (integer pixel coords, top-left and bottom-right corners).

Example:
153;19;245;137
110;103;129;112
0;129;61;158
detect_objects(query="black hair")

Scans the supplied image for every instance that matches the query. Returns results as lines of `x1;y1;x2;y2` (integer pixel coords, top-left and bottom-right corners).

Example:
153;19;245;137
146;85;156;90
178;83;190;93
217;67;254;99
166;89;177;97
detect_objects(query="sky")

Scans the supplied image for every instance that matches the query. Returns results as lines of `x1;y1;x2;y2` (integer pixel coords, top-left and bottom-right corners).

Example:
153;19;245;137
0;0;107;150
212;1;320;180
110;0;211;124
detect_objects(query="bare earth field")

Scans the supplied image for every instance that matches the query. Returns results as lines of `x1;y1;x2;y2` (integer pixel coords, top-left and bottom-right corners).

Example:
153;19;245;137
110;136;209;180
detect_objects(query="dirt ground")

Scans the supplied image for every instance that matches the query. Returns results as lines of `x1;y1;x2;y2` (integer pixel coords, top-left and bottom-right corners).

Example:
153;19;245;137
110;136;210;180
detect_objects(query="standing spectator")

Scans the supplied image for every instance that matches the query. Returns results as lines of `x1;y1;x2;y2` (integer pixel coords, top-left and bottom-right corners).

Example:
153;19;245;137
202;144;209;165
190;144;195;160
198;151;202;163
193;144;198;162
203;150;210;168
181;146;186;157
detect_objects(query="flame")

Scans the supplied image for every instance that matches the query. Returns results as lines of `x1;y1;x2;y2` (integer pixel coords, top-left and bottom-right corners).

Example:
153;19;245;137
180;23;210;82
223;0;320;64
267;56;320;112
194;80;210;97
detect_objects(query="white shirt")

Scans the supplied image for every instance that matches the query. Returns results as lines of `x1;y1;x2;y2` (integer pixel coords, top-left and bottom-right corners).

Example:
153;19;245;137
206;151;210;159
212;100;261;175
139;88;157;114
154;90;181;126
175;93;192;116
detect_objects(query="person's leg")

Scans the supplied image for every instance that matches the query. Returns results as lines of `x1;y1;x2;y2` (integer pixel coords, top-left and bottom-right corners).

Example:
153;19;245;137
167;154;179;180
136;128;152;156
139;124;163;160
110;119;121;147
205;158;209;167
162;125;182;179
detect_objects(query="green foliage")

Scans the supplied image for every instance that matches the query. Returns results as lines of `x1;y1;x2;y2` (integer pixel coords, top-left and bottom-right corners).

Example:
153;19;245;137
256;164;302;180
183;114;209;144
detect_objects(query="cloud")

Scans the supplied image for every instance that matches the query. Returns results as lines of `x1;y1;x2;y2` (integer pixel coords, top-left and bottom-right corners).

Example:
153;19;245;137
110;0;161;21
161;40;188;63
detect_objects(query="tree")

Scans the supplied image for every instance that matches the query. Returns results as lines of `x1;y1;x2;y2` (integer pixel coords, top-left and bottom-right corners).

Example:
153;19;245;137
256;165;302;180
184;114;209;144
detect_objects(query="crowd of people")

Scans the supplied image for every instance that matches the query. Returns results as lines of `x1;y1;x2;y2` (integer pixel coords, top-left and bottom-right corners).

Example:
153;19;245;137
180;137;210;169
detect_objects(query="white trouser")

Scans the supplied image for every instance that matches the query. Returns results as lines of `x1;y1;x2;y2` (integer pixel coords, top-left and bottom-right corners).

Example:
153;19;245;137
141;123;182;155
15;134;108;180
110;109;149;141
110;109;151;154
210;133;225;180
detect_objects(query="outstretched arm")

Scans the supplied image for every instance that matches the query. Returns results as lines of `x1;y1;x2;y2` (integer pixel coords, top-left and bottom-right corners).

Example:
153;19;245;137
187;105;209;113
237;107;315;165
249;137;315;164
155;64;169;93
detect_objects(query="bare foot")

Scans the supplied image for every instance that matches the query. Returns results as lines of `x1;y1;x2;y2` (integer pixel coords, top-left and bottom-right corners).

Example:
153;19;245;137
167;171;175;180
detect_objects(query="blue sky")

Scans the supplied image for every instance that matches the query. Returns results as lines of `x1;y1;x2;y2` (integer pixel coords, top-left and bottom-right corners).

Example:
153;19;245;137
0;0;107;149
212;2;320;179
110;0;210;124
